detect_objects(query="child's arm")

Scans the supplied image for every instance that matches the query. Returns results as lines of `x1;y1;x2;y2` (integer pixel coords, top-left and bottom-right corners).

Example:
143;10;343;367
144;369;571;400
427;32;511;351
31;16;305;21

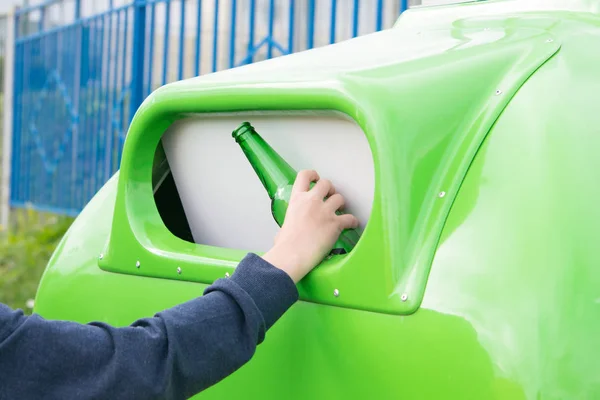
0;170;358;400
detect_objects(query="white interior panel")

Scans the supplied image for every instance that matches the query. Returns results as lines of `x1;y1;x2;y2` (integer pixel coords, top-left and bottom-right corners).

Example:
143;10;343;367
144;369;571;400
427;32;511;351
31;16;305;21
161;111;375;253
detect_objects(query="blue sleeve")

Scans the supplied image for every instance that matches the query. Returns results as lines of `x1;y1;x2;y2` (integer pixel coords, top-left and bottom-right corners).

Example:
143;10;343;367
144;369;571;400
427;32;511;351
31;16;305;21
0;253;298;400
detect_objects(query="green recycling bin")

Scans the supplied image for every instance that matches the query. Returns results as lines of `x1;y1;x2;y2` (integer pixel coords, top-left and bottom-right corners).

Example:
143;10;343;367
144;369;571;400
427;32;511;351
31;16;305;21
34;0;600;398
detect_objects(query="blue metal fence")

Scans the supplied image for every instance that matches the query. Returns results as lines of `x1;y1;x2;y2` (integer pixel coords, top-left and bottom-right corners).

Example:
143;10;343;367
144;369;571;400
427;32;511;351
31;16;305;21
11;0;409;216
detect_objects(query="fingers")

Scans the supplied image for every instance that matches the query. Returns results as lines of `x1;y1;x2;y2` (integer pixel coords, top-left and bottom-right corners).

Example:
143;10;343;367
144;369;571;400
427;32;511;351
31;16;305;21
337;214;359;230
311;178;335;199
325;193;345;212
292;170;319;196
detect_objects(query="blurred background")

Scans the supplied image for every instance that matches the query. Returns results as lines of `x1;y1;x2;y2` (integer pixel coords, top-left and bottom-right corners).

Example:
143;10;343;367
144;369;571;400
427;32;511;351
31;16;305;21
0;0;470;312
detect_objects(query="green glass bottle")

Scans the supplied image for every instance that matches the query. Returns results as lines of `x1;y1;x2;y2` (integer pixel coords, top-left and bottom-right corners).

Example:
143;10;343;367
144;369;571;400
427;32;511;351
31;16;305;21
232;121;361;255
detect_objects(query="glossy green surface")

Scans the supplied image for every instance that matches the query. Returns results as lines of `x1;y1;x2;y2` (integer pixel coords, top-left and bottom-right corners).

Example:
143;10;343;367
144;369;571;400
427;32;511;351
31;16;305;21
97;1;558;316
35;0;600;398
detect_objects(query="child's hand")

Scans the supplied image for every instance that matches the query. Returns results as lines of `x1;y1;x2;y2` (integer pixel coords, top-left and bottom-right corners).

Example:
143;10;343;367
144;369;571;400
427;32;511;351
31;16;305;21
262;170;359;283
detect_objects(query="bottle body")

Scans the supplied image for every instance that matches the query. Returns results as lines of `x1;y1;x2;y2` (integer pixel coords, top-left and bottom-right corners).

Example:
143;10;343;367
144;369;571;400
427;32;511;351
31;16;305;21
232;122;360;255
271;184;293;225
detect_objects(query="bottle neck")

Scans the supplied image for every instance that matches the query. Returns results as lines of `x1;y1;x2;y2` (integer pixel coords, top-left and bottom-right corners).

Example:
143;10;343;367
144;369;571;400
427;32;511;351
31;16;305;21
233;122;297;198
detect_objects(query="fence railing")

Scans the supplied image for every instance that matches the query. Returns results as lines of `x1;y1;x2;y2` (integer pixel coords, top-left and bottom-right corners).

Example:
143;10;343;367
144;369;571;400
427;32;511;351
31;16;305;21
1;11;12;226
7;0;411;216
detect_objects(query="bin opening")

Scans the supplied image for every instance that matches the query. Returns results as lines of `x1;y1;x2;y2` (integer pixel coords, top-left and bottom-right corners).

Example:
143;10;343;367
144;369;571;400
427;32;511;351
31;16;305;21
152;143;194;244
152;112;374;254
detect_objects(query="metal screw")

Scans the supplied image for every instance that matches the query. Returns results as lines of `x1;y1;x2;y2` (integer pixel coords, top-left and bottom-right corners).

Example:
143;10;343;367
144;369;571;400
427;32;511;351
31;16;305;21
225;272;230;278
99;254;103;260
177;267;182;275
438;191;446;198
495;89;503;96
135;261;141;269
333;289;340;297
401;293;408;302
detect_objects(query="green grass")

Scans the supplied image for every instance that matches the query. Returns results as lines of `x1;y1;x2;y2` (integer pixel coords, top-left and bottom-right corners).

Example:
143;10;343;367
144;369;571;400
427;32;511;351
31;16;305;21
0;208;73;314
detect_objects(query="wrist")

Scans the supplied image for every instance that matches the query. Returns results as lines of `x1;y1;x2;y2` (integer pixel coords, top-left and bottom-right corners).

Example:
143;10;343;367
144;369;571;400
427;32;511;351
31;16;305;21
262;244;304;284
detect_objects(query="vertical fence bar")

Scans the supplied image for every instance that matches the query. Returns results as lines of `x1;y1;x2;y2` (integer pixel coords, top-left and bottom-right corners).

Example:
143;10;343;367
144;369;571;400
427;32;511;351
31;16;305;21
84;20;95;202
121;8;129;118
70;25;79;210
34;35;42;205
89;17;97;196
267;0;274;59
212;0;219;72
80;23;89;86
25;37;33;203
111;9;122;173
119;7;129;159
75;21;88;209
162;0;171;84
16;36;24;207
55;28;64;209
44;32;51;205
92;16;104;197
15;37;25;207
352;0;360;38
194;0;202;75
147;2;156;94
33;33;42;205
75;0;81;20
54;29;61;209
131;0;147;119
89;18;102;204
376;0;383;31
103;10;114;183
229;0;236;68
2;9;16;227
307;0;315;49
69;27;79;209
247;0;255;64
178;0;185;80
329;0;337;44
21;39;30;207
288;0;295;53
39;6;45;32
65;28;72;209
51;29;59;207
10;13;21;208
401;0;408;13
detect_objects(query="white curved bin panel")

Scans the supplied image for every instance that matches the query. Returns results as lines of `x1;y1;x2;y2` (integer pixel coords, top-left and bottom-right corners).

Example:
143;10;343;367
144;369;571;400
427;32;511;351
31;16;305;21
161;111;375;253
